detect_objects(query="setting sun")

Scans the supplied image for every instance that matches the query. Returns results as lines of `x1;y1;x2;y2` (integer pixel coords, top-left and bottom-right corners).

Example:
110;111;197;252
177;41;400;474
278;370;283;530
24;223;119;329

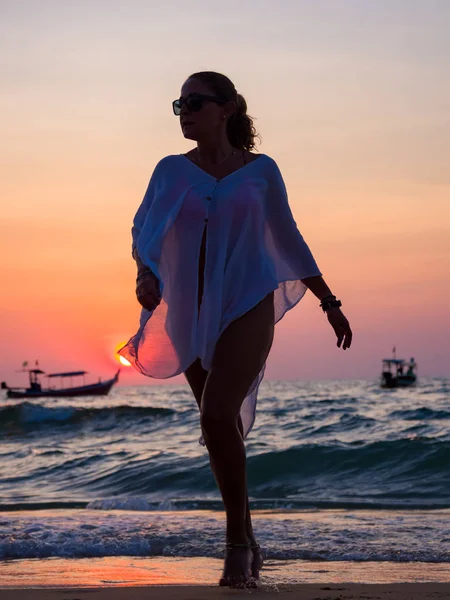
115;342;131;367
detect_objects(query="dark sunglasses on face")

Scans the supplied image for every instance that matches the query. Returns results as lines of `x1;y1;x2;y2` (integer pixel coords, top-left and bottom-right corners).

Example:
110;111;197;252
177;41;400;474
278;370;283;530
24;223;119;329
172;93;224;116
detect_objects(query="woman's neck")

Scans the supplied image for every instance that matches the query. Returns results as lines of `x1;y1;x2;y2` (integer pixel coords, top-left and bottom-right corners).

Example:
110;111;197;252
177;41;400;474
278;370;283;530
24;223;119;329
196;139;237;165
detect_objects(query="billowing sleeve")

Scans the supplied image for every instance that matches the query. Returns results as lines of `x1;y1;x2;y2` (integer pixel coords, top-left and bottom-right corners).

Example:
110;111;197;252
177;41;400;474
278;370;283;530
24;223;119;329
264;158;322;279
131;159;165;258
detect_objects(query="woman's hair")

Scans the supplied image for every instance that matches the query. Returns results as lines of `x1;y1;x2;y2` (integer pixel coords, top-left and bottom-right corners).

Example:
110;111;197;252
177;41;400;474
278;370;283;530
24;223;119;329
186;71;261;151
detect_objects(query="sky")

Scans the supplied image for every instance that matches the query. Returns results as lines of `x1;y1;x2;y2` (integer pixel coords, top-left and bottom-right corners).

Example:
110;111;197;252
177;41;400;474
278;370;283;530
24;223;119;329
1;0;449;388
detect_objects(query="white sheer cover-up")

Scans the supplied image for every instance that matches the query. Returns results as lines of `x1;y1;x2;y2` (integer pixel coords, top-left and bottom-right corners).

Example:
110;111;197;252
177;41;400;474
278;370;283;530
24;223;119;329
118;154;322;445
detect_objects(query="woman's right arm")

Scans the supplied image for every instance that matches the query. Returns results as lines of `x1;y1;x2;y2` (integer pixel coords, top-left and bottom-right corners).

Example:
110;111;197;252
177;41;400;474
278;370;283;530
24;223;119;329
132;246;149;273
131;180;156;270
130;161;164;309
131;159;166;272
133;246;161;310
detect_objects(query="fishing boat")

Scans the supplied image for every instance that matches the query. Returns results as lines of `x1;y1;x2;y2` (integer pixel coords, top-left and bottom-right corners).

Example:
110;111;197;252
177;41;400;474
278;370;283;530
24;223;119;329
1;362;120;399
380;347;417;388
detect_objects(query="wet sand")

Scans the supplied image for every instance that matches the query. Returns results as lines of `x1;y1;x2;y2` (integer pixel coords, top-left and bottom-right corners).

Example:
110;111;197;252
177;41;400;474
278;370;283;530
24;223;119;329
0;556;449;598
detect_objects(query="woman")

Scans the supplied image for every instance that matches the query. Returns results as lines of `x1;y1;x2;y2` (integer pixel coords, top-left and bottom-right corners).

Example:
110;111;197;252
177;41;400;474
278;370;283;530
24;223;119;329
119;71;352;587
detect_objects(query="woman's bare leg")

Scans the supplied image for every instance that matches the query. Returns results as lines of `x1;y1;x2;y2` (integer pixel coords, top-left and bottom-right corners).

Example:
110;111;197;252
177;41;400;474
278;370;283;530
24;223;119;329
200;291;275;585
183;358;257;544
236;414;264;579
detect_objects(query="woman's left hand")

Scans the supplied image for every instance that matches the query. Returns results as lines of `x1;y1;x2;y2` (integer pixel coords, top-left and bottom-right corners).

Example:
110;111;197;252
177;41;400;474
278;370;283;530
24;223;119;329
326;307;352;350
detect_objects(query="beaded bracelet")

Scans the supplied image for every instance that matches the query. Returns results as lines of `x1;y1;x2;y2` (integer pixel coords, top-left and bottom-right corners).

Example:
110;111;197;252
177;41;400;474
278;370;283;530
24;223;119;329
320;297;342;312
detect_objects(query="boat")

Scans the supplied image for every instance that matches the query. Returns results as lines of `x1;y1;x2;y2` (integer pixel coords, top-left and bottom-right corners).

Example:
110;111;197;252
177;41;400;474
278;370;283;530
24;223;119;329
1;361;120;399
380;347;417;388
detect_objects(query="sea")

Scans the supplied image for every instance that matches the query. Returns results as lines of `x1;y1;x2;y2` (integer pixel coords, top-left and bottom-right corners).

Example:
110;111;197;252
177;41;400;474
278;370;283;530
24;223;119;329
1;377;449;584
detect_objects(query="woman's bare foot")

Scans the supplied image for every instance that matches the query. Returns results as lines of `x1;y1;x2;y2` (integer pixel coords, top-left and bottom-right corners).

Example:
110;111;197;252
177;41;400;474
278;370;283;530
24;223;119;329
250;543;264;580
218;544;255;588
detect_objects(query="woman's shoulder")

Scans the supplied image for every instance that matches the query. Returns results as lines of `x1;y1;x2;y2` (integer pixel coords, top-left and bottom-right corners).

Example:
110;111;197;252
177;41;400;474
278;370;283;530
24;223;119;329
153;154;181;172
245;151;279;172
257;152;278;168
146;155;184;184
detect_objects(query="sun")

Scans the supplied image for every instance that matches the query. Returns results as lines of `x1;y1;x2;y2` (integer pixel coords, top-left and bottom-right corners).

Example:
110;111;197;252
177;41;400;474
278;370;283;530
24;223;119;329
118;355;131;366
114;341;132;367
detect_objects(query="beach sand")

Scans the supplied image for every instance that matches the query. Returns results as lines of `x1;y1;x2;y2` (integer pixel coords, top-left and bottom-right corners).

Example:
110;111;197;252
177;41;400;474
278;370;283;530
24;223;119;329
0;583;450;600
0;556;449;599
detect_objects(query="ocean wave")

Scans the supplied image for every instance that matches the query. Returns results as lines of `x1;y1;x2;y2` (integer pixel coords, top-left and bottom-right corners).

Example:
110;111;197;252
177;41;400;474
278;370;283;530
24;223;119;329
1;507;449;561
3;439;449;510
0;402;176;428
2;380;450;512
389;407;450;420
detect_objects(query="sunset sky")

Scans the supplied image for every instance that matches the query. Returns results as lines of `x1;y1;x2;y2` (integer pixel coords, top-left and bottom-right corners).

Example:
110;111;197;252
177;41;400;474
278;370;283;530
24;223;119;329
2;0;449;387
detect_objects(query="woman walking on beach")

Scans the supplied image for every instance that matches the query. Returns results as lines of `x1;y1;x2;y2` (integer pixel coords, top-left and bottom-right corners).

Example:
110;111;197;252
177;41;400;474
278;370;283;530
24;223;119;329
119;71;352;588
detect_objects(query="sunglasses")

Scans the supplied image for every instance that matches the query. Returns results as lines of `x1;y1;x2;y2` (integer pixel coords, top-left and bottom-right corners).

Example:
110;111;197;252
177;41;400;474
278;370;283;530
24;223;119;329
172;93;225;116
